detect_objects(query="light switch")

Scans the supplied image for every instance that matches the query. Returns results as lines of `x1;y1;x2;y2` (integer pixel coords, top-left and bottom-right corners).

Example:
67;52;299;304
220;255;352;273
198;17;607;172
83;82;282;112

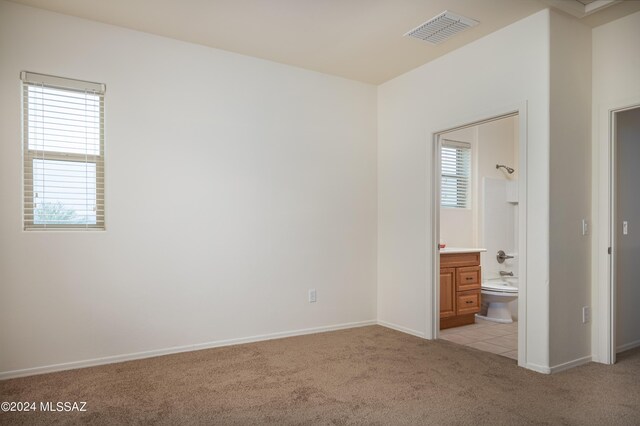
623;221;628;235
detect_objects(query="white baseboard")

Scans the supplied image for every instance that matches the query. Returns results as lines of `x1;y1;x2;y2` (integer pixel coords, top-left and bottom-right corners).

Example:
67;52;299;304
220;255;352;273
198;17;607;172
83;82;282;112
549;355;592;374
524;363;551;374
617;339;640;353
526;355;592;375
0;320;377;381
377;320;426;338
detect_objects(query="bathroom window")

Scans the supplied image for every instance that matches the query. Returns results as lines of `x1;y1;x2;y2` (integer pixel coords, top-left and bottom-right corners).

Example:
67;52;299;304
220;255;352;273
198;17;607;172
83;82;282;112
21;72;105;230
441;140;471;209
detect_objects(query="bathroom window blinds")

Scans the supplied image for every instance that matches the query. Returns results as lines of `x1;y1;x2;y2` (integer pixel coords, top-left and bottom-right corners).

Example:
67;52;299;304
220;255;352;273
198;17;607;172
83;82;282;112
441;140;471;209
21;72;105;230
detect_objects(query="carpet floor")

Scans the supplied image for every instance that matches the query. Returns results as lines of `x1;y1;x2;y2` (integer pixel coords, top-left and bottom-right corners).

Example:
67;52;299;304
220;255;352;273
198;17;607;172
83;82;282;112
1;325;639;425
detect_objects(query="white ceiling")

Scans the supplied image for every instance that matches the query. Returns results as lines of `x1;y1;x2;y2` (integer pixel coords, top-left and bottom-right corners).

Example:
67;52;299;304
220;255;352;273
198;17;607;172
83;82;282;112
8;0;640;84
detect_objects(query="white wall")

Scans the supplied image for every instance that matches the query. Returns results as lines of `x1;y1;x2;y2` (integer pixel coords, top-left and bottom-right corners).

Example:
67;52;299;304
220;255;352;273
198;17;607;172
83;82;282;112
408;9;592;371
592;10;640;362
439;208;474;248
378;10;551;370
0;1;378;376
478;117;518;178
548;10;592;369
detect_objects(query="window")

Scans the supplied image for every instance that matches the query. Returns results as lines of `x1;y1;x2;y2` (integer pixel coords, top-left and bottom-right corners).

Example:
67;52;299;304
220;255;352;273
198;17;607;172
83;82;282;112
441;140;471;209
21;72;105;230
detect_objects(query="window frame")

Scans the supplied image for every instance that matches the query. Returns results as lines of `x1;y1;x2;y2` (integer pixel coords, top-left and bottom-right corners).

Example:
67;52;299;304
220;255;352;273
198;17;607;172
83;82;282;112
21;72;106;231
440;139;471;209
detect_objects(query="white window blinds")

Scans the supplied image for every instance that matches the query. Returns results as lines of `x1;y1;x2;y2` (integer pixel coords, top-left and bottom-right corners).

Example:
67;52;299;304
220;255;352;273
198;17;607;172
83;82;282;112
21;72;105;230
441;140;471;209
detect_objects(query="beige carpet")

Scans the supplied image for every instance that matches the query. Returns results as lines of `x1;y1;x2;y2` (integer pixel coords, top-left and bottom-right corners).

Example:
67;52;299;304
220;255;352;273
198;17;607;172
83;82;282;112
1;325;639;425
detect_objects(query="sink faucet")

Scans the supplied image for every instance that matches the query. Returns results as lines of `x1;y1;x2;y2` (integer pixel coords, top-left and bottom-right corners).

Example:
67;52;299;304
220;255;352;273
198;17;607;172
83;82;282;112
499;271;514;277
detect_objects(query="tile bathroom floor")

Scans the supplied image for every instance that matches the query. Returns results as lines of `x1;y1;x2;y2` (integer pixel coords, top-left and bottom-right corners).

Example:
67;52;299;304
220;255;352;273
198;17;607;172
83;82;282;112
439;317;518;360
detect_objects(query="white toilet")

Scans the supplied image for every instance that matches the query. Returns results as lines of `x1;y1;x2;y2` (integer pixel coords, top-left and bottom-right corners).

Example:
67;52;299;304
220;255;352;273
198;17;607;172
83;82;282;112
477;279;518;323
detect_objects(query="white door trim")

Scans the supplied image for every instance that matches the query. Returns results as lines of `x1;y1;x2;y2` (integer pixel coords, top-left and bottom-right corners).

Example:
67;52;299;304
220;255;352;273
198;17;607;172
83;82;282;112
594;97;640;365
429;101;528;368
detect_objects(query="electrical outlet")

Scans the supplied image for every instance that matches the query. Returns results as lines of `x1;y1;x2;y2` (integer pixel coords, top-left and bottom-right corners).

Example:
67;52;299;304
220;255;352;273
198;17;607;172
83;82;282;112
581;219;589;236
308;289;317;303
582;306;591;324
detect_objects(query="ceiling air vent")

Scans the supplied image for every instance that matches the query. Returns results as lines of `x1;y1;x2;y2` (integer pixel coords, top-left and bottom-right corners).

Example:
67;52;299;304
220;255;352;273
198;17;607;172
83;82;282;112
405;11;478;44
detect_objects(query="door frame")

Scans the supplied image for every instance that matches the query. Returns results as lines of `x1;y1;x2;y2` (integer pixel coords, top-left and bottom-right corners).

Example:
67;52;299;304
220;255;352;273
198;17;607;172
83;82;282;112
430;103;528;367
595;98;640;364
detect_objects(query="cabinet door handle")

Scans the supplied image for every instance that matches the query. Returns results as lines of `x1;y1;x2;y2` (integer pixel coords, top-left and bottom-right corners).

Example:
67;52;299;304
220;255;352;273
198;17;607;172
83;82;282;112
466;300;473;304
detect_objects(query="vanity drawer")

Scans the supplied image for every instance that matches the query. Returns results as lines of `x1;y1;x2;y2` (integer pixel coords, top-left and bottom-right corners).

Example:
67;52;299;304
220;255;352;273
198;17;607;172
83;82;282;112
457;290;481;315
440;252;480;268
456;266;481;292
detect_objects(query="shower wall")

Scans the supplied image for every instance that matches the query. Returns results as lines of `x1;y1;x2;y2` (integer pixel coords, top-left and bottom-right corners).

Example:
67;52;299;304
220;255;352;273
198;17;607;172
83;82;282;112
482;179;519;319
477;116;519;320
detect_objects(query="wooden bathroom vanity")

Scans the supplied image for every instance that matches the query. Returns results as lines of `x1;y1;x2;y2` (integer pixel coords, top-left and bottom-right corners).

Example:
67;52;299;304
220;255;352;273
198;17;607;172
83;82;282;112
439;249;484;329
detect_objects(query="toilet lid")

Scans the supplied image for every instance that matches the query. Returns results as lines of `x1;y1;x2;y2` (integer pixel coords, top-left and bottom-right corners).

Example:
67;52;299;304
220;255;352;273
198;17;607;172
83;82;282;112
482;281;518;293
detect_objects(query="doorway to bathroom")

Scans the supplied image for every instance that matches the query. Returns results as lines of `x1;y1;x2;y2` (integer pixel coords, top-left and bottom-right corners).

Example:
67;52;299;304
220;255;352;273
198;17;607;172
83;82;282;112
432;111;526;365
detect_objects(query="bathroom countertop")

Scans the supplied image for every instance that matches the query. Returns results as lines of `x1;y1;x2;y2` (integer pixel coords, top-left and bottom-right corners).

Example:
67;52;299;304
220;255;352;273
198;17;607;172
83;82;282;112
440;247;487;254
